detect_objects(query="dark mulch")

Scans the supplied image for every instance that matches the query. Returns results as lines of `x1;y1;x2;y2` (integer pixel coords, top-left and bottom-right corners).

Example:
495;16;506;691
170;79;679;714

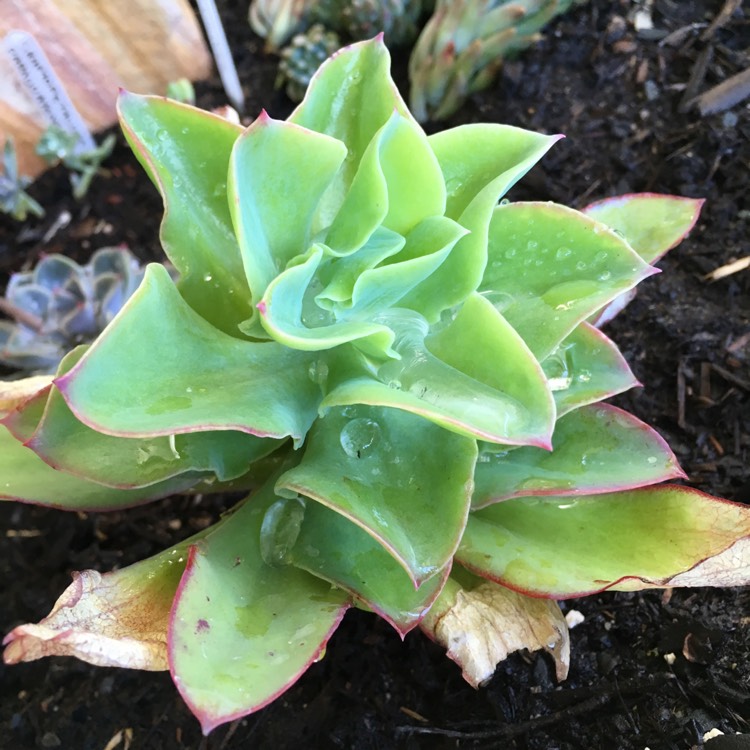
1;1;748;748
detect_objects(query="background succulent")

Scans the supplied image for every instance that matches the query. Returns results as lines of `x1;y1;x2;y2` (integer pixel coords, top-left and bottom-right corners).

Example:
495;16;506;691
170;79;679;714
313;0;425;46
409;0;588;121
277;24;342;102
0;247;145;373
0;139;44;221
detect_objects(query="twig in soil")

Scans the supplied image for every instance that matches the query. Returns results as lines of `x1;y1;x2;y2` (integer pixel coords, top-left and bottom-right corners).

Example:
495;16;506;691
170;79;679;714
701;0;744;41
710;363;750;392
678;360;688;431
692;67;750;115
679;46;713;112
396;675;675;741
704;255;750;281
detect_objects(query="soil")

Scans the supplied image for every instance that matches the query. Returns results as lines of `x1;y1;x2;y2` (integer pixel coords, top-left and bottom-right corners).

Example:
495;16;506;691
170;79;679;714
1;1;749;748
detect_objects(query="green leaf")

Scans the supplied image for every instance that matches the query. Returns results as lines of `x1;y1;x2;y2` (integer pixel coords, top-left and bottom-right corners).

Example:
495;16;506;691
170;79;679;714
542;322;638;418
285;498;450;635
56;265;321;446
169;491;349;734
277;404;476;585
117;93;250;335
0;423;207;510
289;37;412;223
458;487;750;597
340;216;467;321
228;113;347;319
258;245;396;355
481;202;656;360
584;193;704;264
323;296;554;446
7;347;280;489
403;125;561;320
473;404;685;508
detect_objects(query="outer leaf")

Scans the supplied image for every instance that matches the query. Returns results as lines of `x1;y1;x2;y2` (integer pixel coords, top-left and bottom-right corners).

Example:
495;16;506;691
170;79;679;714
583;193;704;326
277;404;476;585
473;404;685;508
420;571;569;688
286;498;450;635
458;487;750;598
404;125;562;319
324;295;554;446
117;93;250;335
482;202;656;360
0;424;206;510
3;536;196;669
583;193;704;264
6;347;280;489
289;37;413;223
169;492;349;734
542;322;638;417
228;113;347;312
56;265;320;446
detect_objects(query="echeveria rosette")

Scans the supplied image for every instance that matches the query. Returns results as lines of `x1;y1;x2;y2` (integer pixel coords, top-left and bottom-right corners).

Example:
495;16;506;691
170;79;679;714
3;36;749;734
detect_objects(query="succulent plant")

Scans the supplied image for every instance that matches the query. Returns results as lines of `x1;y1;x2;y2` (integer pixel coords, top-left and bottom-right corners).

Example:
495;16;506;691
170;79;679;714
0;138;44;221
277;24;343;102
36;126;116;200
248;0;316;50
409;0;587;122
314;0;425;46
3;37;749;735
0;247;145;373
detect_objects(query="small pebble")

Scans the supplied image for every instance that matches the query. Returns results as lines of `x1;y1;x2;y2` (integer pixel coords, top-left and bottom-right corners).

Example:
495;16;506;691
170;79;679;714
41;732;61;748
565;609;585;629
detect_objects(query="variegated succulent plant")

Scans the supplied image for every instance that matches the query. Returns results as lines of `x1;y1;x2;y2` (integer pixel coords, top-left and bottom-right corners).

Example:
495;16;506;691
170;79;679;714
3;38;749;735
0;247;145;373
409;0;588;122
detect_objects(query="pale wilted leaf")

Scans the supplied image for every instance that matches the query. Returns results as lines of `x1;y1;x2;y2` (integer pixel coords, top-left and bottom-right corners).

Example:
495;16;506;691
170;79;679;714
3;550;186;669
0;375;52;418
424;579;569;688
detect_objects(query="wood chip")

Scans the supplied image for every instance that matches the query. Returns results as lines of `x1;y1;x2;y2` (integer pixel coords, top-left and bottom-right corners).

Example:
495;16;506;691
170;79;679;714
693;67;750;115
704;255;750;281
701;0;743;41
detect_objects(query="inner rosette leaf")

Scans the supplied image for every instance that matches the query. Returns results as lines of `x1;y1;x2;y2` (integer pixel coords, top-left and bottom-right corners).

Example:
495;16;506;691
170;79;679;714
322;294;555;447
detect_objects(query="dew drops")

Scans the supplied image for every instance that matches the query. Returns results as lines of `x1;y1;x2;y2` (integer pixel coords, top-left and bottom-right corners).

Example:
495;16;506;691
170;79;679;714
504;247;517;259
598;270;612;281
527;240;539;251
259;497;306;567
156;128;169;141
575;260;587;271
340;418;381;458
647;456;657;465
307;359;329;386
576;369;592;383
556;246;572;261
204;273;213;282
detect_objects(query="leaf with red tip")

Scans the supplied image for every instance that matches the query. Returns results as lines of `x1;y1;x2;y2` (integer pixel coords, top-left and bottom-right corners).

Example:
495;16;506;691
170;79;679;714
583;193;704;264
277;404;476;586
404;125;562;320
228;113;347;332
322;294;555;446
169;491;349;735
482;202;656;360
0;424;207;510
284;497;450;635
473;404;685;508
55;265;321;447
458;487;750;598
542;322;638;418
117;93;250;335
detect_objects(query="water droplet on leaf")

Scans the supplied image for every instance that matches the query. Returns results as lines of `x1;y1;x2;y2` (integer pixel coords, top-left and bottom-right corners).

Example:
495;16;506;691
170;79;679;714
260;497;306;567
340;417;381;458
